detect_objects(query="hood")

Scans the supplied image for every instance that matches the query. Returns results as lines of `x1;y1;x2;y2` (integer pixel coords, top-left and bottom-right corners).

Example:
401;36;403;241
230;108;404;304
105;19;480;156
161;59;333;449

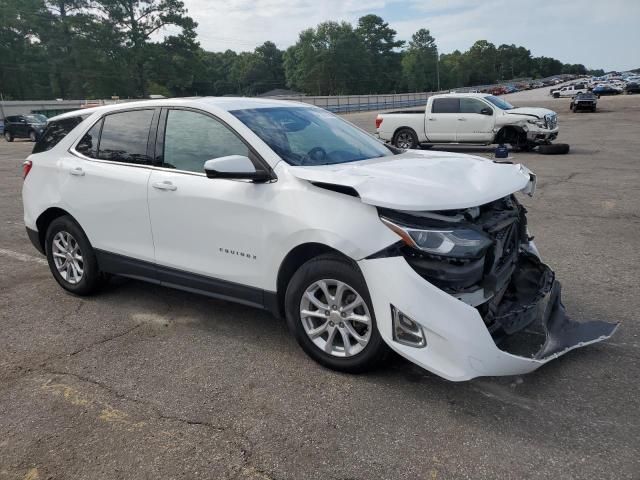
288;151;534;211
506;107;555;119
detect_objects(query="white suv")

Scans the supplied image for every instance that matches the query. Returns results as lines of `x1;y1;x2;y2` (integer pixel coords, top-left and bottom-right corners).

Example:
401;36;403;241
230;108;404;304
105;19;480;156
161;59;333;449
22;98;616;381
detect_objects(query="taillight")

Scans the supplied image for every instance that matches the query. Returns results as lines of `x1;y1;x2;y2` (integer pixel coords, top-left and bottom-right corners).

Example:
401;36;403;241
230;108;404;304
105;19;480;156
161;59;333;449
23;160;32;179
375;115;383;129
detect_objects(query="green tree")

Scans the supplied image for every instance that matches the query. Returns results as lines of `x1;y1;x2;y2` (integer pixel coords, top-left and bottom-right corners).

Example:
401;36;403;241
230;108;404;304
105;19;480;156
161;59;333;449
401;28;438;92
284;21;368;95
96;0;197;97
355;14;404;92
464;40;498;85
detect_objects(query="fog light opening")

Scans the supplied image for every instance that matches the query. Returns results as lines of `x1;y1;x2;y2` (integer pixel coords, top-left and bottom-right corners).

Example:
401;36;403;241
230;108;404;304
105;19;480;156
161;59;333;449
391;306;426;348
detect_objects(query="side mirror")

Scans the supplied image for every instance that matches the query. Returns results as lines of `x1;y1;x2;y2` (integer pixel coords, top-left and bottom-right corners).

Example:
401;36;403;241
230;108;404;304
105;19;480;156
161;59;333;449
204;155;272;182
480;108;493;116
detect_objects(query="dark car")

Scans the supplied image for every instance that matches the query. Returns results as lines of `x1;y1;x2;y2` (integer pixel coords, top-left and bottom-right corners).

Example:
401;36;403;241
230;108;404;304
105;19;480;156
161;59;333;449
626;82;640;94
570;92;598;112
3;114;48;142
592;85;621;96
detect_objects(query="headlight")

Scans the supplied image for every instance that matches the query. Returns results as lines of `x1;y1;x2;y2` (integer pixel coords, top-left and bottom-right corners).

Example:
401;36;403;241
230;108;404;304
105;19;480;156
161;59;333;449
527;118;546;128
380;217;492;258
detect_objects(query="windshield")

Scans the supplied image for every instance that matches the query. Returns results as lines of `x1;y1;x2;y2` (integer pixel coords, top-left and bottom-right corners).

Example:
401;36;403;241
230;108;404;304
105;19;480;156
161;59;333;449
231;107;395;166
25;114;47;123
485;96;514;110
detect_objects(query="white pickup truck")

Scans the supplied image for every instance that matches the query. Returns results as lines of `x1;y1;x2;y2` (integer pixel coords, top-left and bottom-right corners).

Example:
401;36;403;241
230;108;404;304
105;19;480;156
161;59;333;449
376;93;559;151
552;84;589;98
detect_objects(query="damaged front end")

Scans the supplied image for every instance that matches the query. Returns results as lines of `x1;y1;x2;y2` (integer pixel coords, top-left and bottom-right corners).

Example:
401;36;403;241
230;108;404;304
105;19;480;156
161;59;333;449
377;195;617;362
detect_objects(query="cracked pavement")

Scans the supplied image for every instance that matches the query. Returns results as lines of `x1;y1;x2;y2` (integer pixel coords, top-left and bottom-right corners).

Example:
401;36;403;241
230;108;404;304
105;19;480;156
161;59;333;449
1;90;639;479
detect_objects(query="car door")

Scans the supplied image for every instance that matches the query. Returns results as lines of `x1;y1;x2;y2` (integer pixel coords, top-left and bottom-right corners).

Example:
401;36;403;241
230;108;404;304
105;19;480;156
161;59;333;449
147;107;275;294
456;98;495;143
425;98;459;142
62;108;157;263
16;116;29;137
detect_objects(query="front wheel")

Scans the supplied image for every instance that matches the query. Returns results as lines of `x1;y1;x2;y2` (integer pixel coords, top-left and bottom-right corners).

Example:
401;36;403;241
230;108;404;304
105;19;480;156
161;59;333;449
393;128;418;149
45;216;102;296
29;130;37;142
285;254;389;373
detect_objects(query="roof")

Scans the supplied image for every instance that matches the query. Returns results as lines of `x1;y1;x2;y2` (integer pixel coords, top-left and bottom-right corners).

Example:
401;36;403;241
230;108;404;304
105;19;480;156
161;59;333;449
48;96;312;121
258;89;304;97
432;92;491;99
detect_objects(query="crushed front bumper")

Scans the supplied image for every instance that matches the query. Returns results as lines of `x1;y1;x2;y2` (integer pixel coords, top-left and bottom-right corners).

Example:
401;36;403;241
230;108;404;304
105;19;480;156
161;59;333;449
526;127;559;143
359;254;618;381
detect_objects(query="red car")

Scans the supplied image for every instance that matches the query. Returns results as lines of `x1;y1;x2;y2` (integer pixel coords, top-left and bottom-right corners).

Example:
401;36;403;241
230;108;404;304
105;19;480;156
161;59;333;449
488;86;508;95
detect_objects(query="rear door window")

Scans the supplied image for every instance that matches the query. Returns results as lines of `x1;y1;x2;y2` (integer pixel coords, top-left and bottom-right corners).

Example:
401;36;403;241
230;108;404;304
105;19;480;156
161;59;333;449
96;110;155;164
432;98;460;114
33;115;87;154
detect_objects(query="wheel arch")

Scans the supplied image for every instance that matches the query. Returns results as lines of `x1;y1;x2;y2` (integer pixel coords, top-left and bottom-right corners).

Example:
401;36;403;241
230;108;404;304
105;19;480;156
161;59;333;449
392;126;419;143
35;207;77;252
495;125;526;145
272;242;355;319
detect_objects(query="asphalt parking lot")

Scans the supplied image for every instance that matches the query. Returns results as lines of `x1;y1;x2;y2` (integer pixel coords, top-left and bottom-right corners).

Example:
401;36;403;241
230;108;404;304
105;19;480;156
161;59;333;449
1;89;639;479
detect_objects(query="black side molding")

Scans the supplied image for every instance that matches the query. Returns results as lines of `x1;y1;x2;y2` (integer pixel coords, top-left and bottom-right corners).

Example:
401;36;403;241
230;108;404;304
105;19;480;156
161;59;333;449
95;249;279;315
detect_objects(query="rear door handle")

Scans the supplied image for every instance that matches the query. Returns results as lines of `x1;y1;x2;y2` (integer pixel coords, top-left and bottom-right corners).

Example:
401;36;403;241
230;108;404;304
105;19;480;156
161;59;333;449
458;118;467;121
427;117;436;121
152;181;177;191
69;167;85;176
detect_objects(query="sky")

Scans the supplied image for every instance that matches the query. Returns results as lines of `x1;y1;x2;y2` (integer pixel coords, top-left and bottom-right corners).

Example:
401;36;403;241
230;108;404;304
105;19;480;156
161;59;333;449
176;0;640;71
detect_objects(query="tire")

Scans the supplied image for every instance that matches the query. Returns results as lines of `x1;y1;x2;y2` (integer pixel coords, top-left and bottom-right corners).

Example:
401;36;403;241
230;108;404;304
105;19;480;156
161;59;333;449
553;92;560;98
29;130;37;142
45;216;102;296
4;131;13;142
538;143;570;155
284;254;389;373
393;128;418;149
591;106;597;112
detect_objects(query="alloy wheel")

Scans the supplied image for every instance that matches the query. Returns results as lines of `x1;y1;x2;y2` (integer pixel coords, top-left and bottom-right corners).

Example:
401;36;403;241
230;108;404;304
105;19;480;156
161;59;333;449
299;279;372;357
395;131;413;149
52;231;84;284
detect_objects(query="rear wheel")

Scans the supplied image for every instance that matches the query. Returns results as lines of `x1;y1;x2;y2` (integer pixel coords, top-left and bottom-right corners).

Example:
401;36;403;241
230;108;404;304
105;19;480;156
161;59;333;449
4;131;13;142
45;216;102;296
393;128;418;149
285;254;389;373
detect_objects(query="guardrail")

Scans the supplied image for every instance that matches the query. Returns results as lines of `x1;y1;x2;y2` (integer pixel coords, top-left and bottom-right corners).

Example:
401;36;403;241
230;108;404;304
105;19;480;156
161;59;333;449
266;92;434;113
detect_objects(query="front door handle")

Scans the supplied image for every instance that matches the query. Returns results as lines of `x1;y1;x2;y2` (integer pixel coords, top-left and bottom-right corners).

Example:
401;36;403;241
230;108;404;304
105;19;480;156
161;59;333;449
152;181;177;191
458;118;467;121
69;167;85;176
428;117;436;121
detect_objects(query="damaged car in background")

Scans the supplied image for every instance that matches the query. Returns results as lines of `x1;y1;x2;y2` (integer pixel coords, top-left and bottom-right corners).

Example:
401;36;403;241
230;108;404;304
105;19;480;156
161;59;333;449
23;98;617;381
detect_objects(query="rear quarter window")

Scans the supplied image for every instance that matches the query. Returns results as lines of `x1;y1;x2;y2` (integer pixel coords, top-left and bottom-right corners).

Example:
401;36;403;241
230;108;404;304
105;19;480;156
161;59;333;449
32;115;88;154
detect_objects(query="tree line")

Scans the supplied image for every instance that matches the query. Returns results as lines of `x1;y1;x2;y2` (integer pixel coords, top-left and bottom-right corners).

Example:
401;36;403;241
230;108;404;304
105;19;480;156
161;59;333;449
1;0;605;100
